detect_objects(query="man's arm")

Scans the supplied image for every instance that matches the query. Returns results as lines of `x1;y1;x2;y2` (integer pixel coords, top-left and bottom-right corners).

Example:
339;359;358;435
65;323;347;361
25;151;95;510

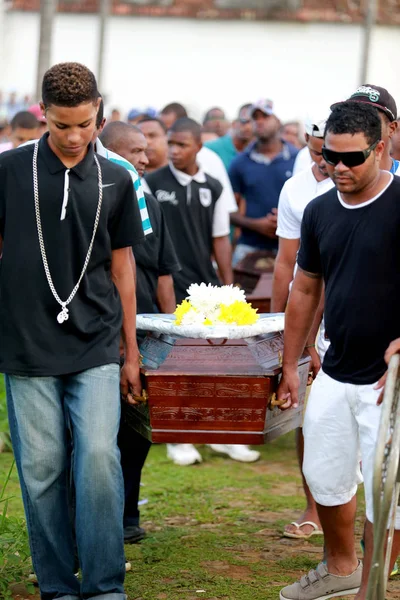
304;288;325;378
111;247;141;403
213;235;233;284
157;275;177;313
129;250;136;282
152;196;180;313
230;210;278;239
271;237;300;312
234;192;245;215
211;181;233;284
277;267;323;409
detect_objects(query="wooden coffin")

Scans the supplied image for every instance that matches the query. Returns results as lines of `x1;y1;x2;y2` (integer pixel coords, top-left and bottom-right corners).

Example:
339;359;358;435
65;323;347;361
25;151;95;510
124;331;310;445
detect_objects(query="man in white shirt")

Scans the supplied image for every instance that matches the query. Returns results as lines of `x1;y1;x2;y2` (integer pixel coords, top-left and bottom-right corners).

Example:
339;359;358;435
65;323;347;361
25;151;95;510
272;116;333;540
292;144;312;175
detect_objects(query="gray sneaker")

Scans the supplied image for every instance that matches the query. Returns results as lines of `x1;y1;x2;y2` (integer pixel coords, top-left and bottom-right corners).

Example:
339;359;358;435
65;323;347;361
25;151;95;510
280;560;362;600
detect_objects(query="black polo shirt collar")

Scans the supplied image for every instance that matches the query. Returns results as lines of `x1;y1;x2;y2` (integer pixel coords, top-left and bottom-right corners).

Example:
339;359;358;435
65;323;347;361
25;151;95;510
39;132;95;180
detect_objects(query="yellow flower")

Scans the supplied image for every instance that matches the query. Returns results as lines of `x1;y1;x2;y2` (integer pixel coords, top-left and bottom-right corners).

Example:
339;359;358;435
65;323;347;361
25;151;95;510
174;300;193;325
219;301;259;326
203;318;213;326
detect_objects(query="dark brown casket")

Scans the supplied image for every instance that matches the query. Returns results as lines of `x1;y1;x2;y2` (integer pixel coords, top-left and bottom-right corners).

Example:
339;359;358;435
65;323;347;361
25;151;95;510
124;331;310;445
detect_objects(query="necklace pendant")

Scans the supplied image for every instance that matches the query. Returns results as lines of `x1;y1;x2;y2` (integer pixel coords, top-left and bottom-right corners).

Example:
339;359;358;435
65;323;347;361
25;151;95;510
57;307;69;324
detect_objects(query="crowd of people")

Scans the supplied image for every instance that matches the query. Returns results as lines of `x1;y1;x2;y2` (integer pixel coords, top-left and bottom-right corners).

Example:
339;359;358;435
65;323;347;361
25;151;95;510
1;62;400;600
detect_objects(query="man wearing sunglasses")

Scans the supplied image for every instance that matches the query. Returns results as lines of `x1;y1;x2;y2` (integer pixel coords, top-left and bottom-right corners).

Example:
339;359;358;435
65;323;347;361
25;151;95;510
278;101;400;600
333;84;399;175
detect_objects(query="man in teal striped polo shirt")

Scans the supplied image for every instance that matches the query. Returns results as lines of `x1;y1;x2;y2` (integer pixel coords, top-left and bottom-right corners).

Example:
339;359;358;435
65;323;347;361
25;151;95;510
94;99;152;236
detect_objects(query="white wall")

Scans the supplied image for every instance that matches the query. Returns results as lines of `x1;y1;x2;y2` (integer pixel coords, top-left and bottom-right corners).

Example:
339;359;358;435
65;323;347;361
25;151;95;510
2;11;400;122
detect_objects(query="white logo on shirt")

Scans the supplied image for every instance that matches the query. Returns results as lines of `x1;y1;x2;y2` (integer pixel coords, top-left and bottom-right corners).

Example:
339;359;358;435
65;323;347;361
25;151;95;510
199;188;212;207
156;190;178;205
102;183;115;188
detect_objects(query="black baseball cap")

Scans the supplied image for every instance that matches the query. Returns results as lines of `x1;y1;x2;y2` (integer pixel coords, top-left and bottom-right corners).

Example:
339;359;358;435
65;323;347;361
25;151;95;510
331;85;397;122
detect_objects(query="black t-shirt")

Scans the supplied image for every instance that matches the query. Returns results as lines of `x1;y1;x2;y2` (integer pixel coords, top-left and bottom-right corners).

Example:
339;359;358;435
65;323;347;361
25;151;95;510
145;165;223;303
298;175;400;385
0;134;144;376
134;192;181;315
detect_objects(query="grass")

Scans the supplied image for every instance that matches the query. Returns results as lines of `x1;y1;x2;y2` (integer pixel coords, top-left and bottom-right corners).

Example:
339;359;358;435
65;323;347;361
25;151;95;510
1;377;399;599
0;435;371;600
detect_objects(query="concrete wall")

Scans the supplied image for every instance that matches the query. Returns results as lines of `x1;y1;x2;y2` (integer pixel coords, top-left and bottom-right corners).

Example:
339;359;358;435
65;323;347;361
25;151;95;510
2;12;400;122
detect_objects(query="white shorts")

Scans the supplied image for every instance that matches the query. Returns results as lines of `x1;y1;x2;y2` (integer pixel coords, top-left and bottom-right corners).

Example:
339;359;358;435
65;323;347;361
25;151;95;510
303;369;400;528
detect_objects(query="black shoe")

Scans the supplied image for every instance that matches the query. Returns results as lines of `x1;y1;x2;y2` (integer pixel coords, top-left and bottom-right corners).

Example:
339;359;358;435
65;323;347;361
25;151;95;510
124;524;146;544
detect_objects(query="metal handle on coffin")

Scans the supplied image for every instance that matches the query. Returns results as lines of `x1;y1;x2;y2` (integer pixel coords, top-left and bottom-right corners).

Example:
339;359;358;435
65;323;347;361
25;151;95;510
270;392;289;408
131;389;149;404
268;356;310;408
206;338;228;346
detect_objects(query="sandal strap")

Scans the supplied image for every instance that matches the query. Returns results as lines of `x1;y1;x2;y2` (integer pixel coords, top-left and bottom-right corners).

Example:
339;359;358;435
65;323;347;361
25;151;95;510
299;521;320;530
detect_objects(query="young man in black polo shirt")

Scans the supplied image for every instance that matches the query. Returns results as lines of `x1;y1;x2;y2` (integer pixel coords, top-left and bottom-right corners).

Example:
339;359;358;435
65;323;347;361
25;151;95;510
145;117;233;304
0;63;143;600
99;120;181;543
278;102;400;600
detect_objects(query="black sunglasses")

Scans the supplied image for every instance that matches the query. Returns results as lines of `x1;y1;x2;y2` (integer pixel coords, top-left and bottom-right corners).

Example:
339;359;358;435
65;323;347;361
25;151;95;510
322;139;380;168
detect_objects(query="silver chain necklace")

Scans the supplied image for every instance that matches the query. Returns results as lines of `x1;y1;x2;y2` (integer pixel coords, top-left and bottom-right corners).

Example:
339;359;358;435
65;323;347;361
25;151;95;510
33;140;104;324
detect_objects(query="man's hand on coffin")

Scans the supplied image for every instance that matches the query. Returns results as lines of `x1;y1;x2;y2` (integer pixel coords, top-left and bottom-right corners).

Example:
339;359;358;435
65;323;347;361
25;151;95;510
374;337;400;405
276;367;300;410
120;359;142;405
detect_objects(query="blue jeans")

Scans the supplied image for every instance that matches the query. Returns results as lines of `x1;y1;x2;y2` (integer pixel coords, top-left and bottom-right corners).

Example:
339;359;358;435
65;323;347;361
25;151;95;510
5;364;125;600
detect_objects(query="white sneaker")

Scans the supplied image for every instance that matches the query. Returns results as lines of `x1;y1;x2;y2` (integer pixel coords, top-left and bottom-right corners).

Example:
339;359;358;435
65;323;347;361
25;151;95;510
208;444;260;463
166;443;202;466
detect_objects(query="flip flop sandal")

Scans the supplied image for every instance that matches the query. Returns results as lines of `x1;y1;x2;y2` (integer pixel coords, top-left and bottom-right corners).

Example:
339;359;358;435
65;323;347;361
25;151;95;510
283;520;324;539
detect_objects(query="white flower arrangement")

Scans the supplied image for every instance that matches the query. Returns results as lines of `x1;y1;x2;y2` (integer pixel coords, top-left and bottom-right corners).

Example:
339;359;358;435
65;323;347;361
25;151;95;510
174;284;259;327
